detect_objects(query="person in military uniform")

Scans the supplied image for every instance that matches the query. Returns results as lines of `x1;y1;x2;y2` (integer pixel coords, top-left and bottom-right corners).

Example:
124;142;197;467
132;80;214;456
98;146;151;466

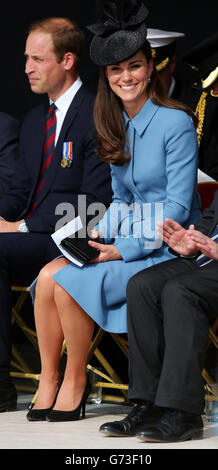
182;32;218;181
147;28;187;100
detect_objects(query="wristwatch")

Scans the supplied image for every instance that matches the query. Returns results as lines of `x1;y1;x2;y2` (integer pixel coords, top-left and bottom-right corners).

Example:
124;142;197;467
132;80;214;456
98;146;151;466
18;219;29;233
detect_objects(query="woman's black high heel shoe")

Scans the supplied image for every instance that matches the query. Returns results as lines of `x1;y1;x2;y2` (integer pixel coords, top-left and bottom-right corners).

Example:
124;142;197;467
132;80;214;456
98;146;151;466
26;403;53;421
46;376;91;422
26;379;62;422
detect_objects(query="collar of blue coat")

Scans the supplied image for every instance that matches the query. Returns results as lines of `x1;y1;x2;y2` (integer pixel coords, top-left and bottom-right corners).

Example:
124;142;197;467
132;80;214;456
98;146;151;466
123;98;159;136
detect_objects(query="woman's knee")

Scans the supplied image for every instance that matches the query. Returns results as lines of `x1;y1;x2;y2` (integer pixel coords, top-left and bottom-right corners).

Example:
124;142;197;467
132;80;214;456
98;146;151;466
37;258;69;286
38;262;53;284
35;259;65;298
35;265;53;299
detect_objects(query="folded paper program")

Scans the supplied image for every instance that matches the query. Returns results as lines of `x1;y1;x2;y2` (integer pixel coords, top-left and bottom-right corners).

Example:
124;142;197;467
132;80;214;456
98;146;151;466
51;216;104;266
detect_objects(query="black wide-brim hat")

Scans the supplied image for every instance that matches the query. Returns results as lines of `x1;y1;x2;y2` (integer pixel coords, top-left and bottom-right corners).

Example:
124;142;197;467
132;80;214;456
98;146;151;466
87;0;149;66
183;32;218;88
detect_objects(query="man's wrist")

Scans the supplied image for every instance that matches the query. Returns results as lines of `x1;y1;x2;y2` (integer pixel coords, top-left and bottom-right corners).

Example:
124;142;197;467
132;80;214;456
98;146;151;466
18;219;29;233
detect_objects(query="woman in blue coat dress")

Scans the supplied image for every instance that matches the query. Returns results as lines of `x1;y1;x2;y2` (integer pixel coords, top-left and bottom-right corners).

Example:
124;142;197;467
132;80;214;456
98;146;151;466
27;1;201;422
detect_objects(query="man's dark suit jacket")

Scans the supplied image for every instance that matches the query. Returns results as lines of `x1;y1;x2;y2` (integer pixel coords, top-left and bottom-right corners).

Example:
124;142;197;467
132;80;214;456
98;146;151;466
0;85;112;232
0;112;19;197
0;85;112;373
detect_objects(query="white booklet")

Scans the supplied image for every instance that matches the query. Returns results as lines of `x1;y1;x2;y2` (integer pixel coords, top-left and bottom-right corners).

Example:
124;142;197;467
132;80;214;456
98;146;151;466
51;216;84;267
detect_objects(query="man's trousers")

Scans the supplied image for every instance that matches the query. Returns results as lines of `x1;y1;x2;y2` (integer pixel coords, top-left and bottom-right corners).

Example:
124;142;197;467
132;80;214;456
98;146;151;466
127;257;218;415
0;232;60;387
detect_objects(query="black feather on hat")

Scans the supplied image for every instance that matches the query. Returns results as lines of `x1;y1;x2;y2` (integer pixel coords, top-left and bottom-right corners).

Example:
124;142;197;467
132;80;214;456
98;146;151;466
87;0;149;66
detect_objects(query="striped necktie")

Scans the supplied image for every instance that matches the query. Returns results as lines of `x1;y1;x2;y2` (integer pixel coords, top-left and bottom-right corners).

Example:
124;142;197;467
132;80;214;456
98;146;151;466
27;103;57;217
196;225;218;267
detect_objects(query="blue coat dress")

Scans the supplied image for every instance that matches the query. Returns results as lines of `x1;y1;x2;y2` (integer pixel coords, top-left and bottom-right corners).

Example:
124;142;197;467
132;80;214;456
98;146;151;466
41;99;201;333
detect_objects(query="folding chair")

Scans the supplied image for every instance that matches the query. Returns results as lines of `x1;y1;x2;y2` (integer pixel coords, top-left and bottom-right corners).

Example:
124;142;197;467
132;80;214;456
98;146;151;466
59;329;129;404
10;285;40;392
203;316;218;405
203;320;218;420
86;329;129;403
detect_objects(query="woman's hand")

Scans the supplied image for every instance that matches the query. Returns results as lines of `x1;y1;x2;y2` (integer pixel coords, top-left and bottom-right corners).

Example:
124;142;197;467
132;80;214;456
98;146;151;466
88;229;122;263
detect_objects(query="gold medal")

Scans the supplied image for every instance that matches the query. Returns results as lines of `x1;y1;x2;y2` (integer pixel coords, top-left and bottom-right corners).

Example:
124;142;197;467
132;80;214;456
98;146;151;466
61;158;68;168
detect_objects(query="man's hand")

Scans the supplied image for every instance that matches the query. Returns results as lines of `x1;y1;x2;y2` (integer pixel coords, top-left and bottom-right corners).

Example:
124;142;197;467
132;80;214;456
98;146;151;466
188;230;218;261
156;218;199;256
0;220;20;233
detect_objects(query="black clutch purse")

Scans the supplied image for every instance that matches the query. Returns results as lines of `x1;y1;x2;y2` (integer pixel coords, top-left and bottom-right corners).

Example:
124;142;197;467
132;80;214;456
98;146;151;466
60;234;104;264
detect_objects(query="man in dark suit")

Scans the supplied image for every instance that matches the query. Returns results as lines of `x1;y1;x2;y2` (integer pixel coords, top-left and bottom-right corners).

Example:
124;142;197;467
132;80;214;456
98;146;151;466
100;192;218;442
0;17;112;411
0;112;19;196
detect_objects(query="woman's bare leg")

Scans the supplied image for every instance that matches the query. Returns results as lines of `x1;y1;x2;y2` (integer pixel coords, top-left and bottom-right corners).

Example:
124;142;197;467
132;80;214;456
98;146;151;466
33;257;70;409
52;283;95;411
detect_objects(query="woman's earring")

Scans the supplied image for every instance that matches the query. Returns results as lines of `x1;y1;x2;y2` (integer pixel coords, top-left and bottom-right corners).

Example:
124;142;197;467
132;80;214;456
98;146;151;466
148;77;151;83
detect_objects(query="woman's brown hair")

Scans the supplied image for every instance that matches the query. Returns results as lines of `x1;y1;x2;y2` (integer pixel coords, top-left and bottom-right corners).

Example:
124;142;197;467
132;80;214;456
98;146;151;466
94;40;198;166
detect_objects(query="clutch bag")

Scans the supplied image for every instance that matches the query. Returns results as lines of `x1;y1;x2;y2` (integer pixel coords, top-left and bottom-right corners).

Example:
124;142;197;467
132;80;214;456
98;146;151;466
60;234;104;264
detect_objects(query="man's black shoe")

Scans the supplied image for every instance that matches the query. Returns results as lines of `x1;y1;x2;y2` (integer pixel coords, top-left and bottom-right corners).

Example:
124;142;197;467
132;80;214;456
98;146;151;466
99;403;164;437
136;408;204;442
0;386;17;412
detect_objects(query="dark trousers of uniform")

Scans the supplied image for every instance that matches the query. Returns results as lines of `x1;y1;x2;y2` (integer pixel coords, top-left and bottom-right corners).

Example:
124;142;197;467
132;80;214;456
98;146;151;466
0;232;60;390
127;257;218;415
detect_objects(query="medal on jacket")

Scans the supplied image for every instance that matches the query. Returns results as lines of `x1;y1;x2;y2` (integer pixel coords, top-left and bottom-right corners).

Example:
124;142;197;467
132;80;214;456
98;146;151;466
61;142;73;168
61;158;68;168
